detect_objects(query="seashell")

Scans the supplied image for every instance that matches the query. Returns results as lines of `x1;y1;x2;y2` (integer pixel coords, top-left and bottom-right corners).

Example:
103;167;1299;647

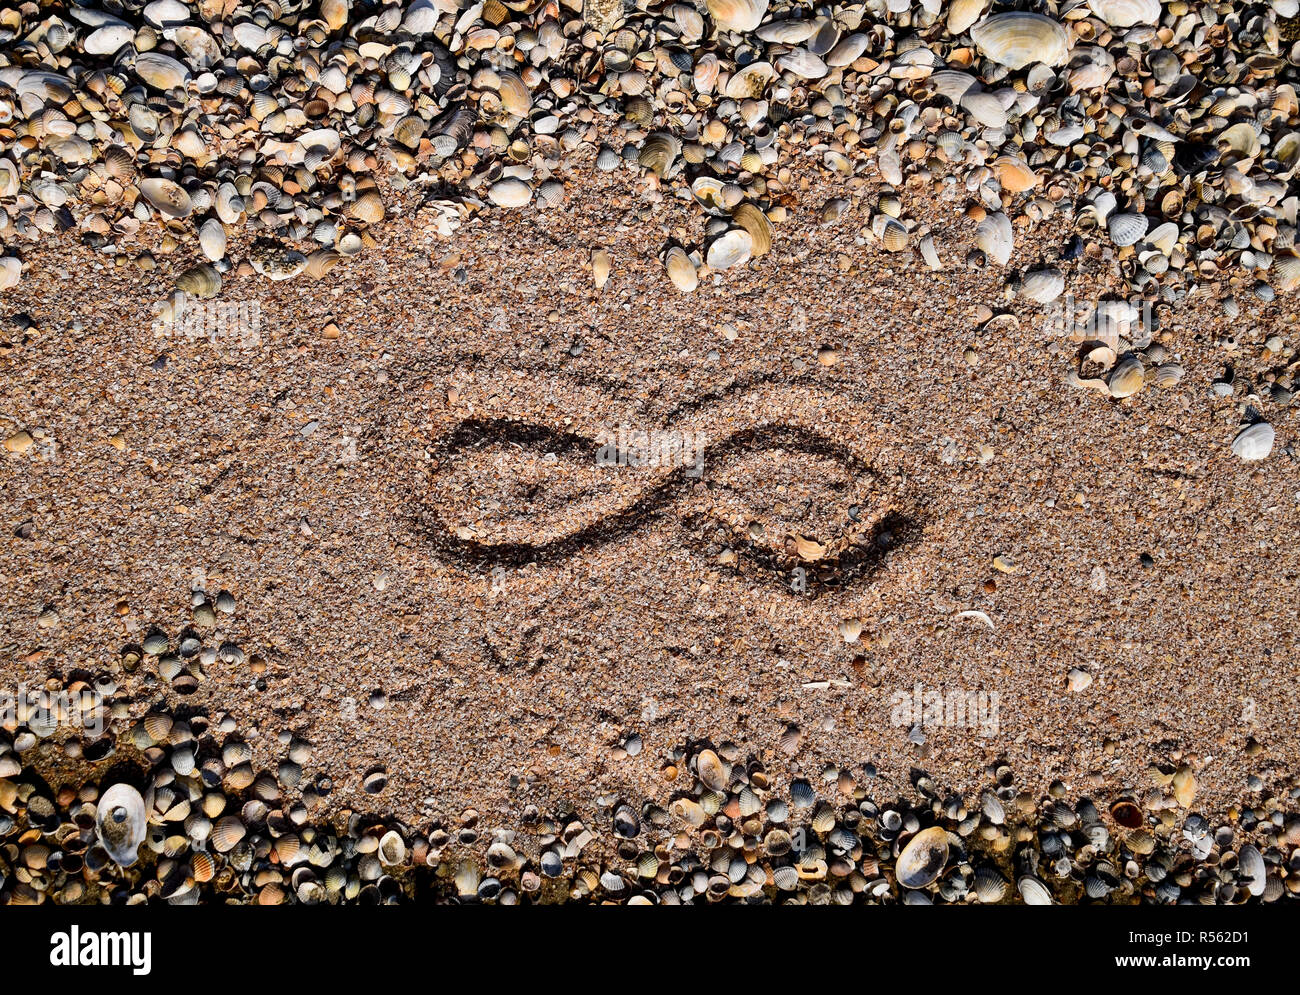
731;203;772;256
777;49;828;80
973;866;1008;902
976;212;1013;265
638;133;681;178
591;248;611;289
1232;422;1274;461
211;815;246;852
393;116;425;150
1238;844;1266;897
1152;363;1184;387
896;827;949;889
826;33;869;67
1274;252;1300;292
723;62;776;101
96;784;147;866
321;0;350;32
874;215;909;252
696;748;728;791
970;13;1070;70
706;228;753;270
135;51;192;91
1108;356;1145;398
929;70;978;102
176;264;221;299
993;155;1038;193
498;72;531;117
488;177;533;209
350;190;385;224
1017;875;1053;905
1086;0;1161;26
706;0;769;33
198;219;226;262
1108;212;1149;247
948;0;989;35
85;25;135;55
1220;122;1261;159
140;178;193;219
756;20;815;43
1019;268;1064;304
664;246;697;292
378;830;407;866
0;257;21;292
960;90;1007;129
773;865;800;890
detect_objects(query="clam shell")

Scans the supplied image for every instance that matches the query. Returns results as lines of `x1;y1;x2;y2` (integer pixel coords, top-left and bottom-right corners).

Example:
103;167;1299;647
706;0;768;33
1152;362;1184;387
638;133;680;178
731;203;773;256
896;826;949;889
0;256;21;291
85;24;135;55
140;177;193;219
175;263;221;299
975;212;1013;265
211;814;246;852
198;218;226;262
948;0;989;35
723;62;776;100
488;177;533;208
1239;844;1266;896
498;71;531;117
1108;356;1145;398
1086;0;1161;28
135;51;191;90
993;155;1038;193
777;48;828;80
1232;422;1274;461
96;784;147;866
970;13;1070;69
350;190;385;224
825;33;869;67
1017;875;1053;905
874;215;909;251
664;246;698;291
706;228;753;270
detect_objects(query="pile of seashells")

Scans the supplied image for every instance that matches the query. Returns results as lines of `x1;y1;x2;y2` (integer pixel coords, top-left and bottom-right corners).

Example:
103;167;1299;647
3;0;1300;304
1;594;1298;904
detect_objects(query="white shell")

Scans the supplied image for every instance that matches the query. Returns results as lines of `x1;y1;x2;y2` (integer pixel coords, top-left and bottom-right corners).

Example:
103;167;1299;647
488;177;533;208
198;218;227;261
1232;422;1274;461
706;228;753;270
706;0;768;33
971;13;1070;69
1019;268;1064;304
139;177;193;218
0;256;21;291
96;783;147;866
1108;212;1148;247
975;211;1013;265
665;246;698;291
84;24;135;55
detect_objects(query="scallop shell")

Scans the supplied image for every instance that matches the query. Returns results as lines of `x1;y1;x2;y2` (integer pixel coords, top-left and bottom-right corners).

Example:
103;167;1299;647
1108;212;1148;247
488;177;533;208
1086;0;1161;28
140;177;193;219
896;827;949;889
1274;253;1300;293
706;0;768;33
1152;362;1185;387
874;215;909;251
970;13;1070;70
1232;422;1274;461
731;203;773;256
664;246;698;292
975;211;1013;265
211;815;246;852
96;784;147;866
706;228;753;270
175;264;221;299
638;133;680;178
350;190;385;224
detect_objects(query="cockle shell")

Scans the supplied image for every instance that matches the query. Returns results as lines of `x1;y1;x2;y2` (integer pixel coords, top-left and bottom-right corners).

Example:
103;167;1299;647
971;13;1070;69
1108;212;1149;247
1232;422;1274;461
488;177;532;208
638;133;680;178
1108;355;1145;398
96;784;147;866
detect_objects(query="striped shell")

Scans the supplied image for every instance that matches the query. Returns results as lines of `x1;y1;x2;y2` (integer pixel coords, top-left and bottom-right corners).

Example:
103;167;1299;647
1108;212;1149;247
1019;268;1064;304
638;133;680;178
175;263;221;298
731;203;773;256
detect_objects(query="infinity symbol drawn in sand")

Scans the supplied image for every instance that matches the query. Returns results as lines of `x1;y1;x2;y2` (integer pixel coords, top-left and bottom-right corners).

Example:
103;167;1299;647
418;416;921;595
